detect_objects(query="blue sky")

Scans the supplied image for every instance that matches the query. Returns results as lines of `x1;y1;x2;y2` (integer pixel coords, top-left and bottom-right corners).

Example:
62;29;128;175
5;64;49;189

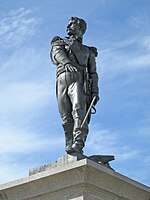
0;0;150;186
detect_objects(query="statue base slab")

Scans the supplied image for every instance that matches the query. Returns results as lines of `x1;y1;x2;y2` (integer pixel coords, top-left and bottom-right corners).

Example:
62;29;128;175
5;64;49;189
29;153;85;175
29;154;115;176
0;157;149;200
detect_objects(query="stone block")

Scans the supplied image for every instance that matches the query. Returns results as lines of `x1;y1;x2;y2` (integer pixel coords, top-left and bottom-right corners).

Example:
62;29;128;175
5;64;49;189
0;156;149;200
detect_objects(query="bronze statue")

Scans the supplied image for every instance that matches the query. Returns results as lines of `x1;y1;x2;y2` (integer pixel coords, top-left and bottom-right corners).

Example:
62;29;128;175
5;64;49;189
50;17;99;156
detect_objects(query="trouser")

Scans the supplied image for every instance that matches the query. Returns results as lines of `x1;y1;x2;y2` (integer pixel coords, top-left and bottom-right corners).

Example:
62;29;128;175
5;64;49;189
56;71;88;152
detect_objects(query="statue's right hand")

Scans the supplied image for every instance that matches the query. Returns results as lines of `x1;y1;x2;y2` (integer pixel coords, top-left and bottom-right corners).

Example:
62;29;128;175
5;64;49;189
65;63;77;72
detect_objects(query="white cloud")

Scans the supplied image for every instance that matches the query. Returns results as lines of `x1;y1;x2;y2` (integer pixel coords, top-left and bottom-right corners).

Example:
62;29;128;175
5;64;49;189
97;19;150;77
116;148;141;161
0;7;40;49
0;46;53;83
0;162;26;184
86;124;142;162
140;35;150;49
86;126;119;154
0;81;53;114
101;37;137;51
0;126;63;154
0;45;57;180
0;125;64;184
0;124;63;184
0;44;55;116
99;43;150;78
128;12;150;29
126;53;150;68
137;126;150;137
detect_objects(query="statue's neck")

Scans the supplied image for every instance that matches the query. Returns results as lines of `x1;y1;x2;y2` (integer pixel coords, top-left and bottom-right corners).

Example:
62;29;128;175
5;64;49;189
66;35;83;43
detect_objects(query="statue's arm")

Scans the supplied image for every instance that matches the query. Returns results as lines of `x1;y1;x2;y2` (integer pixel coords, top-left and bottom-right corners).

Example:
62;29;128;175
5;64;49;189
50;37;71;66
88;49;99;104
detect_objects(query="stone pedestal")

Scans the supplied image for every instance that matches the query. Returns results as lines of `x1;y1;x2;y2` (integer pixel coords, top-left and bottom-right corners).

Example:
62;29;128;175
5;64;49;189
0;156;149;200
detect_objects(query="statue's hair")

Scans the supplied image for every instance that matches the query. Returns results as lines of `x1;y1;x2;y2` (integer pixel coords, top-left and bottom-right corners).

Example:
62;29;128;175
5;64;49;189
69;17;87;35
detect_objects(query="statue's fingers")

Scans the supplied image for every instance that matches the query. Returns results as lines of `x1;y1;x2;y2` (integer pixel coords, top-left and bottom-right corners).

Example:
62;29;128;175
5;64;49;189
66;65;71;71
65;66;69;72
73;67;77;71
69;66;74;72
70;66;76;72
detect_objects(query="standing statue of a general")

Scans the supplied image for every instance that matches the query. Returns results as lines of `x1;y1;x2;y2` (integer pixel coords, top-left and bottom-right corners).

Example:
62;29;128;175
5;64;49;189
50;17;99;155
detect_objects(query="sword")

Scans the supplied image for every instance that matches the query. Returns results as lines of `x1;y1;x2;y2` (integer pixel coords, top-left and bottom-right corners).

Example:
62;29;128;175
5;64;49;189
80;96;97;129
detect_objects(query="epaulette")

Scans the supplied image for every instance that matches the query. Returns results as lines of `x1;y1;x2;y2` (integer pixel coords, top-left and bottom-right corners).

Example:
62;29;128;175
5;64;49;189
51;36;65;46
89;46;98;57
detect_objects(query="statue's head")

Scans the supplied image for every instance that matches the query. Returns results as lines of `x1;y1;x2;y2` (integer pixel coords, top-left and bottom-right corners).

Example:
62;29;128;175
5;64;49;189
66;17;87;39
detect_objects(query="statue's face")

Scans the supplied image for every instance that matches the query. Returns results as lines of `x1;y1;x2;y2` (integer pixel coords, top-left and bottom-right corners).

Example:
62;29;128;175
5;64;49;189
67;19;83;38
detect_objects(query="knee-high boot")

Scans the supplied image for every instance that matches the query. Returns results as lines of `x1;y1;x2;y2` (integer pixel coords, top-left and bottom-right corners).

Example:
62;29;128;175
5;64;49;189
72;109;89;153
62;123;74;153
72;127;88;153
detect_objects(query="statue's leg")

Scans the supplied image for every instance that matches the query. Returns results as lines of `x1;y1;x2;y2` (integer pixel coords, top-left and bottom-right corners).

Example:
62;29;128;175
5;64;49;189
62;123;74;152
72;116;88;154
56;73;74;152
68;72;89;154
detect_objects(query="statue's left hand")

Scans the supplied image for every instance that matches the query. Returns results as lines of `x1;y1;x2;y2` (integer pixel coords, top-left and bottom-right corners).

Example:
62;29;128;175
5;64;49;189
92;93;100;106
